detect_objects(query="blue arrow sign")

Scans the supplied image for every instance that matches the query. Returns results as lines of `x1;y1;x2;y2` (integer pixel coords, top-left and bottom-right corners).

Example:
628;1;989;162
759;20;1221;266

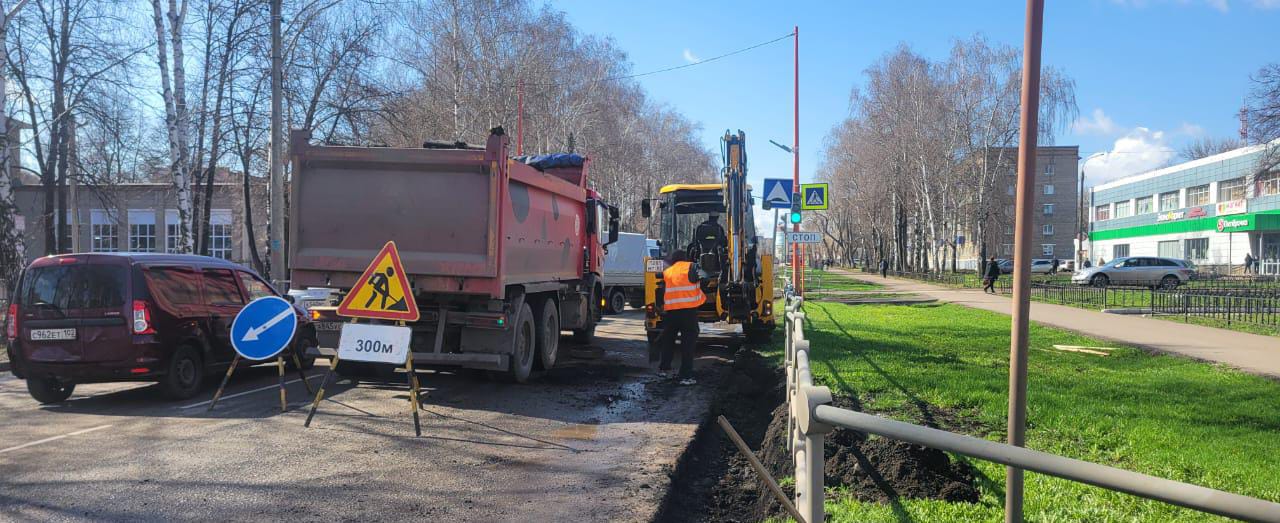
762;178;793;207
231;296;298;361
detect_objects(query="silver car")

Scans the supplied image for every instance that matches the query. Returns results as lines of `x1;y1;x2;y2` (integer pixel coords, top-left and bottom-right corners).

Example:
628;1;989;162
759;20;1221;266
1071;256;1195;289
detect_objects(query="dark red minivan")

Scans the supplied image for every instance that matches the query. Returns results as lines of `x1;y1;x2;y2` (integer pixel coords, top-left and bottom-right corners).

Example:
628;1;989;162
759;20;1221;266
5;253;317;403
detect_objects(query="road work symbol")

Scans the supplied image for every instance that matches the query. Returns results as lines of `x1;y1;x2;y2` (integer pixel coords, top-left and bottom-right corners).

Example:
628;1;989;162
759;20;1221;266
231;296;298;360
336;241;421;321
800;183;829;210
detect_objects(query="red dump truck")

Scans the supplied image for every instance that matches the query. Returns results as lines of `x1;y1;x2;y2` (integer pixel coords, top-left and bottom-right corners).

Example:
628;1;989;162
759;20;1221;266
289;128;618;382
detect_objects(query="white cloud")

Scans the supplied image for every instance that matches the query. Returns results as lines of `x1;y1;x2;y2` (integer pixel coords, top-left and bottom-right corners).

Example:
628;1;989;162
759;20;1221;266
1083;127;1178;186
1072;108;1119;136
682;49;700;63
1251;0;1280;8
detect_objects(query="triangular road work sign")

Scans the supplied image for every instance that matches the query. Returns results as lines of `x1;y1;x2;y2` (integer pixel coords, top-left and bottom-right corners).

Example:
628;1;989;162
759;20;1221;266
336;241;420;321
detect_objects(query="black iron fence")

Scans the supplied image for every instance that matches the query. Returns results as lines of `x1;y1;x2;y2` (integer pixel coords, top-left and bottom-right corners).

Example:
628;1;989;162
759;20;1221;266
880;271;1280;333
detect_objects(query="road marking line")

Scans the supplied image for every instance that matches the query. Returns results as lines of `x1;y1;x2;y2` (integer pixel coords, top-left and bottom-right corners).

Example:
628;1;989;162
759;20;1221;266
0;424;114;455
178;375;321;410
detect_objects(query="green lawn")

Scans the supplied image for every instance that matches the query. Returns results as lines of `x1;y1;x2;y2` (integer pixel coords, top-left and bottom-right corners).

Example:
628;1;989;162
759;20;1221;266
767;301;1280;522
803;269;884;292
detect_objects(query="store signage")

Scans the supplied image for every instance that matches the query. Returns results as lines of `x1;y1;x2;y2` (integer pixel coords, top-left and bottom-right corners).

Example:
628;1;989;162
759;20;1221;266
1216;199;1247;216
1187;206;1207;218
1217;217;1249;232
1156;211;1185;222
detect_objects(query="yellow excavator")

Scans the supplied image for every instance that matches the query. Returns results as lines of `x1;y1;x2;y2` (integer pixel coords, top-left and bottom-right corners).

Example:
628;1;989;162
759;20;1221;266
640;130;776;347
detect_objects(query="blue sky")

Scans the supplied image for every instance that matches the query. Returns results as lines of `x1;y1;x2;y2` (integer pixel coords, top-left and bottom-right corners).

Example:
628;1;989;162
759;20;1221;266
551;0;1279;198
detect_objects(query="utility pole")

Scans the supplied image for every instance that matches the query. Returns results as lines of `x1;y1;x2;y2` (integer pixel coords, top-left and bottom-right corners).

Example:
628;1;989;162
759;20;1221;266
1007;1;1044;522
268;0;285;284
68;115;79;253
792;25;801;294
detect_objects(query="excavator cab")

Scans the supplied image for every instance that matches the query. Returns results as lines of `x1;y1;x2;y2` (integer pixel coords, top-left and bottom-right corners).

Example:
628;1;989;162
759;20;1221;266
642;130;775;345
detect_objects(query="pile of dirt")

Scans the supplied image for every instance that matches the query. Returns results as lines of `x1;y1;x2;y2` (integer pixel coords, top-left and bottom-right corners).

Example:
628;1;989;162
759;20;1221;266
753;396;979;519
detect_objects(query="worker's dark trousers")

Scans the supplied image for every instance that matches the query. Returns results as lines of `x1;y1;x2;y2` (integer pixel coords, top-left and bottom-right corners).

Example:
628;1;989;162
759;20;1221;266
657;308;699;379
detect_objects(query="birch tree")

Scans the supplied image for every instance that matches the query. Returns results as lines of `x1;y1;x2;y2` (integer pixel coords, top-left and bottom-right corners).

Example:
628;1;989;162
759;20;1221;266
152;0;194;253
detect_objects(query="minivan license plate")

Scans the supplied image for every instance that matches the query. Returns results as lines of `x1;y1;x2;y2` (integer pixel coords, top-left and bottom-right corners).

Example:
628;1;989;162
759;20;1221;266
30;328;76;341
315;322;343;332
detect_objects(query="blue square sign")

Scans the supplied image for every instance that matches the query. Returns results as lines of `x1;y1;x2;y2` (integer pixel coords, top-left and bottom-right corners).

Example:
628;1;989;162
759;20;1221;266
762;178;793;208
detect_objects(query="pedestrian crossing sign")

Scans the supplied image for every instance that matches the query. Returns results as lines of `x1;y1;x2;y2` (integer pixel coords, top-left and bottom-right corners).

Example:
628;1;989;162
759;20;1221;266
336;241;420;321
800;183;829;210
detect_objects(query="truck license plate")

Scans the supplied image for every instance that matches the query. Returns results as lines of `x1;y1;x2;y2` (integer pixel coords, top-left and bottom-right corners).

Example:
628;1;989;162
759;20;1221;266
30;328;77;341
315;321;343;332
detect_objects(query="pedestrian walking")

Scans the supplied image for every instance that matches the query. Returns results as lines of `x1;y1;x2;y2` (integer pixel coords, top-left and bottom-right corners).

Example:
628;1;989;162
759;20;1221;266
1051;258;1060;274
1244;253;1255;274
1083;258;1092;269
879;259;889;278
654;251;705;386
982;256;1001;294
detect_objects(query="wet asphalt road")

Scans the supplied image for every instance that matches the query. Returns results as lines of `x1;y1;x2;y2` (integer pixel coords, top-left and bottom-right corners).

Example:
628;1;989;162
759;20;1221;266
0;311;733;522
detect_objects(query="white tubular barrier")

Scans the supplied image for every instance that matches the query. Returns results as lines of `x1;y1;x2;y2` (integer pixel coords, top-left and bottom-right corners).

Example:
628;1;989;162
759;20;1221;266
782;295;1280;523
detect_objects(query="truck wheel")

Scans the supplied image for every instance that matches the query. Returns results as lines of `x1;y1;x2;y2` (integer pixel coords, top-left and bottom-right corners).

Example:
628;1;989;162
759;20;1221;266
607;289;626;315
27;377;75;404
507;303;536;383
159;345;205;400
535;297;561;370
572;287;600;344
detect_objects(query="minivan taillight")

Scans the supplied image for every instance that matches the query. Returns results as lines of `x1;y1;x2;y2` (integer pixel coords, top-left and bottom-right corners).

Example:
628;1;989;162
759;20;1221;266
5;304;17;339
133;300;156;334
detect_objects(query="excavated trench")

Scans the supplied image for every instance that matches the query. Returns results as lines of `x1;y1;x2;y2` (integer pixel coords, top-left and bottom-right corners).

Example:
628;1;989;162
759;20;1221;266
657;351;981;522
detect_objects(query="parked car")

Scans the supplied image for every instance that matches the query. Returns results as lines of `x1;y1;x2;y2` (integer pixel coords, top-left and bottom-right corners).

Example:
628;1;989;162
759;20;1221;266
997;259;1013;274
1071;256;1195;289
5;253;317;403
1030;259;1054;274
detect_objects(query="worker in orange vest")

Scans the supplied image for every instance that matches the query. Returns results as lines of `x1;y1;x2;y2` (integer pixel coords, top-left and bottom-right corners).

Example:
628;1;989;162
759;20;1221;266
655;250;706;385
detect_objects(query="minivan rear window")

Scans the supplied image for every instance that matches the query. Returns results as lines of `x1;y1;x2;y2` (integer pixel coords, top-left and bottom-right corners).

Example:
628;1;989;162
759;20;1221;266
23;265;126;311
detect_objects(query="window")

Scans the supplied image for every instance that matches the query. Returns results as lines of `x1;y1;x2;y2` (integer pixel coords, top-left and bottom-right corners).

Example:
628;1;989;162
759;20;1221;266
1260;172;1280;197
1186;184;1210;207
1095;204;1111;221
1043;203;1054;215
1114;200;1132;218
1000;244;1014;256
1042;224;1054;236
202;269;244;306
209;209;233;260
23;265;126;311
90;209;119;252
165;210;182;253
1136;196;1154;215
128;210;156;253
143;267;202;306
1043;162;1054;177
1041;244;1054;257
1157;240;1182;259
1113;244;1130;258
1218;177;1246;202
1159;191;1180;212
1043;184;1055;195
1185;238;1209;261
238;272;275;300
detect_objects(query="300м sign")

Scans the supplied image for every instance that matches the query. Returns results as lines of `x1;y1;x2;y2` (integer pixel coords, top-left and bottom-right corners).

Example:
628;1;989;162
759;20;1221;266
337;323;412;364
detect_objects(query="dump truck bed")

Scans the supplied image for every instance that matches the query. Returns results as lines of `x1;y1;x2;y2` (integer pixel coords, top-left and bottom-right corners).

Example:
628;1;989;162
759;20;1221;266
289;130;590;300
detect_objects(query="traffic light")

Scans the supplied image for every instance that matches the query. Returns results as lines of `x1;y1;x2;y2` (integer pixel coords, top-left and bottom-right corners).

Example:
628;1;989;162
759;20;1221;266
789;201;802;224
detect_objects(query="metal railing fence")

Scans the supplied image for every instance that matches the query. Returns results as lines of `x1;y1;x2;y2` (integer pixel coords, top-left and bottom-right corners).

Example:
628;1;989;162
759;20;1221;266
783;296;1280;522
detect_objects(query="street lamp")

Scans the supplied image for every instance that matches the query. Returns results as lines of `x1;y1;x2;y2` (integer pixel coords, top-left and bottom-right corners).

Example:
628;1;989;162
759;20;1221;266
1079;152;1107;268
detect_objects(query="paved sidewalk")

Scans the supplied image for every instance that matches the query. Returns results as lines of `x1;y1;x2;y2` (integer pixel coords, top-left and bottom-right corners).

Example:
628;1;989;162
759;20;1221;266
834;269;1280;379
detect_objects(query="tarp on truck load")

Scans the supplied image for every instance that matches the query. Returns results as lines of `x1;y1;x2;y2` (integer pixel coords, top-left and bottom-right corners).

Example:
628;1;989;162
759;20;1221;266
513;153;585;171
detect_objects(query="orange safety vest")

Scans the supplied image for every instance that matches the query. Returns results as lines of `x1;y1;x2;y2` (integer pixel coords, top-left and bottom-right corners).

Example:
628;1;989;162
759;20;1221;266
663;261;706;311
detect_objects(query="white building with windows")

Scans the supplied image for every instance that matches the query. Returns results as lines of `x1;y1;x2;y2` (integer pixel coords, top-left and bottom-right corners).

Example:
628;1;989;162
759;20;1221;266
1088;142;1280;274
11;179;268;268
